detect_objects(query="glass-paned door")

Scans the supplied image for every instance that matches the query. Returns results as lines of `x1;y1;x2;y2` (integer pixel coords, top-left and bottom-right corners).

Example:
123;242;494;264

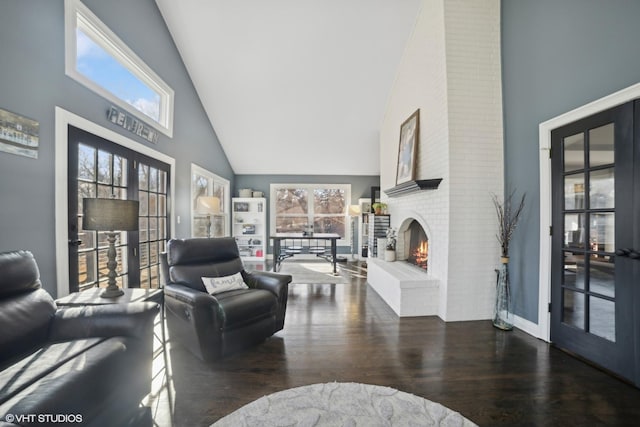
68;125;170;293
138;162;169;288
72;142;131;291
550;101;637;385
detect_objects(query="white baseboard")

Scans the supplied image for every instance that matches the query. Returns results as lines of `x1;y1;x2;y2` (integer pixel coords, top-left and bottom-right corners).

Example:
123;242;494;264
513;314;547;341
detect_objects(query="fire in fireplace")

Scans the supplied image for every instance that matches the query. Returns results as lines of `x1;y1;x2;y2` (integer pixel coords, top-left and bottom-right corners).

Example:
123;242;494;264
406;220;428;270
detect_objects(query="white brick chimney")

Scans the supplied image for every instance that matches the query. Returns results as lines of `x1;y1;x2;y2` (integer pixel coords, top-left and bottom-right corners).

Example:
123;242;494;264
376;0;503;322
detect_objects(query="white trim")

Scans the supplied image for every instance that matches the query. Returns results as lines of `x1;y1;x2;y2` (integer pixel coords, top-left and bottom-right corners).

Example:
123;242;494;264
64;0;174;137
537;82;640;342
513;314;541;338
55;107;176;298
190;163;230;237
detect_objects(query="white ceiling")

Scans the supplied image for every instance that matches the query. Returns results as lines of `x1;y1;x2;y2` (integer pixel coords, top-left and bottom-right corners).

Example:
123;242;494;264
155;0;421;176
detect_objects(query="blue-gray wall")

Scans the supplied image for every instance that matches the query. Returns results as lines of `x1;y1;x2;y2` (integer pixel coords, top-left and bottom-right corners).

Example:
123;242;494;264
235;174;380;254
0;0;233;296
502;0;640;321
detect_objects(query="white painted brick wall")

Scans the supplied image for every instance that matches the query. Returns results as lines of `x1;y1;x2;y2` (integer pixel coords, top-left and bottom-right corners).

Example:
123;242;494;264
378;0;503;322
380;0;451;319
444;0;503;321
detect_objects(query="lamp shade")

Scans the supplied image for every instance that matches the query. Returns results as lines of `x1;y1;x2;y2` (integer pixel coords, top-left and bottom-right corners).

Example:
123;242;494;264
196;196;221;215
348;205;361;216
83;198;139;231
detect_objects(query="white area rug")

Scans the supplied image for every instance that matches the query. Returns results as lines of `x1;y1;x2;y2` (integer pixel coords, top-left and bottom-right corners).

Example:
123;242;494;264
279;261;350;284
212;382;478;426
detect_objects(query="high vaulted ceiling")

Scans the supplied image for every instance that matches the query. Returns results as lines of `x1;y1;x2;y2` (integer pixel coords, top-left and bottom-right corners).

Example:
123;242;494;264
155;0;421;176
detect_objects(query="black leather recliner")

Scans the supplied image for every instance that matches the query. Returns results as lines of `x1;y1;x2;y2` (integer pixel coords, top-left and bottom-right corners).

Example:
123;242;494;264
0;250;159;427
160;237;291;361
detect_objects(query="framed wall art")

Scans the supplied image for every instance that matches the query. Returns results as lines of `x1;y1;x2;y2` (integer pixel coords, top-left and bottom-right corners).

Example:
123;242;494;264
0;108;39;159
395;109;420;185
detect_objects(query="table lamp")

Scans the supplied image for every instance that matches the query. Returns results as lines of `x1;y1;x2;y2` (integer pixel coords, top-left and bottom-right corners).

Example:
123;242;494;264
83;198;139;298
348;205;361;217
196;196;221;238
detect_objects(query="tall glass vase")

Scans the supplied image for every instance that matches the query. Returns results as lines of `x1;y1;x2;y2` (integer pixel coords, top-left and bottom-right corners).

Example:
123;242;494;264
493;257;513;330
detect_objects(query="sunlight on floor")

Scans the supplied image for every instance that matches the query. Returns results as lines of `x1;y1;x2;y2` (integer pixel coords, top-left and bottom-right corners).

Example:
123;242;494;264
142;312;174;427
338;262;368;279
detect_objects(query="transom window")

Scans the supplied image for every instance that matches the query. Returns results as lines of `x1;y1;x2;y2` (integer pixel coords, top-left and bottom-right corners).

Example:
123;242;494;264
65;0;174;136
270;184;350;243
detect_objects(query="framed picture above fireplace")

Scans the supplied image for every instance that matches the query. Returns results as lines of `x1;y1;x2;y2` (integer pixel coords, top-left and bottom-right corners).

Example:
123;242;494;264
395;109;419;185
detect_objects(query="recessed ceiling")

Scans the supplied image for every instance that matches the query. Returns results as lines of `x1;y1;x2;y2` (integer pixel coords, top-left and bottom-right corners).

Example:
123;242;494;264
155;0;421;175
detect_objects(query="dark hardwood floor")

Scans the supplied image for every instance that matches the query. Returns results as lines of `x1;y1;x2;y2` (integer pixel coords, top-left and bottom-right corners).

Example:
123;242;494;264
147;261;640;426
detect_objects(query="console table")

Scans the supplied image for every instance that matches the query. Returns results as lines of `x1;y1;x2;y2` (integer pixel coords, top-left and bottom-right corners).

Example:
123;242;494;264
271;233;340;274
56;287;165;345
56;287;163;307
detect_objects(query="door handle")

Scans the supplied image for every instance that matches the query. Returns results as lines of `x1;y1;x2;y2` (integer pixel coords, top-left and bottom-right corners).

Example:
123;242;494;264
68;239;82;247
615;248;640;259
615;248;631;257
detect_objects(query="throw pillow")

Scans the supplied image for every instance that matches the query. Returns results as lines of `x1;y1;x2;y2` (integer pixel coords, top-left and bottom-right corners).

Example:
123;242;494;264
202;272;248;295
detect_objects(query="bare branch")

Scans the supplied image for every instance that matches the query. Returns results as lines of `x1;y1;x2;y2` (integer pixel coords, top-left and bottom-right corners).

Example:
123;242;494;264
492;191;526;257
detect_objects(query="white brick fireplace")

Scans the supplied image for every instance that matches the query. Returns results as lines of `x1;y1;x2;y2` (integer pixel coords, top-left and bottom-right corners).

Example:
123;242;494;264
368;210;440;317
369;0;504;322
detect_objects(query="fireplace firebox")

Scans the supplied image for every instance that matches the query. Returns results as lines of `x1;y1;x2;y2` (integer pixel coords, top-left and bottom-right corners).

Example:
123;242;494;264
406;220;428;270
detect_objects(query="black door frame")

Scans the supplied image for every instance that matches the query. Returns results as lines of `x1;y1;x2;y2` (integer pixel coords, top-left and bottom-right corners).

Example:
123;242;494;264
633;101;640;386
67;125;171;293
550;101;637;384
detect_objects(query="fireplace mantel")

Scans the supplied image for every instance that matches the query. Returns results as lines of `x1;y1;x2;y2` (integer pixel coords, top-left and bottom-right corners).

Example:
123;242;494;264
384;179;442;198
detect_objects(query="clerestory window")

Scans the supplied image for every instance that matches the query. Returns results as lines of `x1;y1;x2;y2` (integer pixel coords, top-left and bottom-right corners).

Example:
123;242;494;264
65;0;174;137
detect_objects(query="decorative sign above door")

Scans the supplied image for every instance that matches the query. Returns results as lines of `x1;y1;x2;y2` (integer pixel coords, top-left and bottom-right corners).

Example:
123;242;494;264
107;106;159;144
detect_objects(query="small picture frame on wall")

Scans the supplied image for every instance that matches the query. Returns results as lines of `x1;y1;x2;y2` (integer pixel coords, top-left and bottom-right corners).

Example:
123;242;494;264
395;109;420;185
0;108;39;159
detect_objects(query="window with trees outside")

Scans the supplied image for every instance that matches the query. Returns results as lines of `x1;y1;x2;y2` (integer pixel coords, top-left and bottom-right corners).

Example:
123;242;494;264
270;184;350;243
191;164;229;238
68;125;170;293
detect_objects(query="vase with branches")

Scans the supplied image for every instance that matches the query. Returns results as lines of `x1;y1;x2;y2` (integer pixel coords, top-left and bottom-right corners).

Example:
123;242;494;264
493;191;526;259
491;191;526;330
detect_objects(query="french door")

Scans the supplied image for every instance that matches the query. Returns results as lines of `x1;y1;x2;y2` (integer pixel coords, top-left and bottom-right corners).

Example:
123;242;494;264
550;100;639;386
67;125;170;293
